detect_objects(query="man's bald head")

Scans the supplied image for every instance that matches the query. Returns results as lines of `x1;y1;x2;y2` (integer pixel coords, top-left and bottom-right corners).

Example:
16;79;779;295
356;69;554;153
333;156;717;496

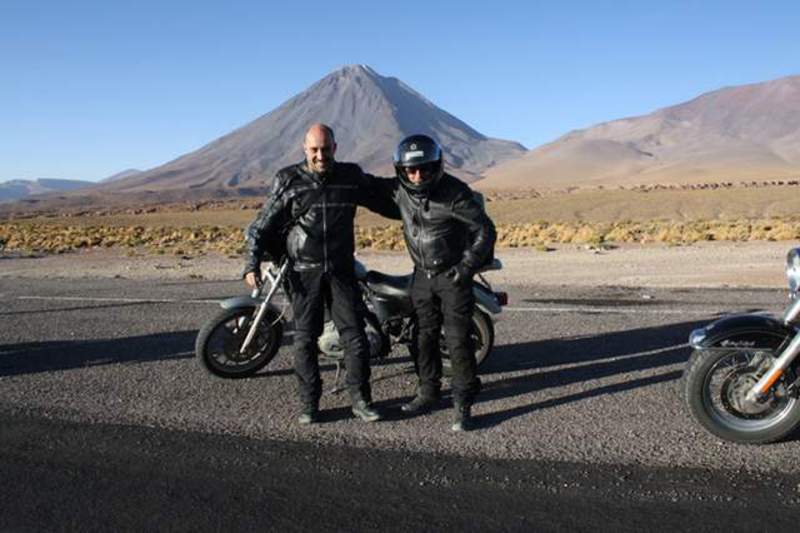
305;123;335;144
303;123;337;175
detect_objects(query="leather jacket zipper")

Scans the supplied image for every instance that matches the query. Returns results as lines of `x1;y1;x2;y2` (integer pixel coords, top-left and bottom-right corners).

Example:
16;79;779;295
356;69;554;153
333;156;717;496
418;200;427;274
322;186;328;273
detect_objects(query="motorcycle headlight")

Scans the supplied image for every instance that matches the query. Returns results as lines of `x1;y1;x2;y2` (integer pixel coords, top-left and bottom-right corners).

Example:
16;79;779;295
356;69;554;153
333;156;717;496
688;328;707;349
786;247;800;295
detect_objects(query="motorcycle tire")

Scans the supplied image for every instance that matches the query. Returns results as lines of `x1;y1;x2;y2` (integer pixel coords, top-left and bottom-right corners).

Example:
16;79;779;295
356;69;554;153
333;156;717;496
196;306;283;379
683;348;800;444
408;309;495;376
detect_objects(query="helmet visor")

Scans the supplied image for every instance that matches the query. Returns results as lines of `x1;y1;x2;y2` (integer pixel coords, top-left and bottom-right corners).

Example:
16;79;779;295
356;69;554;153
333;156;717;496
399;162;439;185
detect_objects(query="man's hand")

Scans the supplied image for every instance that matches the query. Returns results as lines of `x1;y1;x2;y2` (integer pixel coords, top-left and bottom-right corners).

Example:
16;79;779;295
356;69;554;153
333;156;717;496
447;263;473;287
244;270;262;288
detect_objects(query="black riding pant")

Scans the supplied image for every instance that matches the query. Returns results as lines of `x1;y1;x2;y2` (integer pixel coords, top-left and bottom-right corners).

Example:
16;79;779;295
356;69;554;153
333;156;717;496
289;268;371;407
410;269;481;405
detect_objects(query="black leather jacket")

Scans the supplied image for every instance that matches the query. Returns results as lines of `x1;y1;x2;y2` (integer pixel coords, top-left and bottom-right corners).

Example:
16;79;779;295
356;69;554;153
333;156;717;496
244;162;399;273
391;173;496;276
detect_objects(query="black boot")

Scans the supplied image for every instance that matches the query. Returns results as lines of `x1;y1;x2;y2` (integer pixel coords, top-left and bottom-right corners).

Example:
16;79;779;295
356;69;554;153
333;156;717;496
401;394;438;414
351;396;381;423
451;403;473;432
297;405;319;425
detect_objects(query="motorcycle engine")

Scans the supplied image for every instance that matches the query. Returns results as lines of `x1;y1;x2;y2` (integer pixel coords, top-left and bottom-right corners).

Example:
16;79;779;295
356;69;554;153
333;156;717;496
317;320;384;359
318;321;343;358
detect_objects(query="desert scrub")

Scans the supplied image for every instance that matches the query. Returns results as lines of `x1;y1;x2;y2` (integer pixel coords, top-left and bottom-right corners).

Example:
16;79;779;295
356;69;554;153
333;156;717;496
356;225;406;250
0;223;407;255
0;224;243;255
6;218;800;255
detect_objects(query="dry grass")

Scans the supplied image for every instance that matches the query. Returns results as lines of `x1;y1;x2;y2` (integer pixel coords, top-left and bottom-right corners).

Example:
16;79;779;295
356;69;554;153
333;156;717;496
5;186;800;255
481;185;800;224
4;218;800;255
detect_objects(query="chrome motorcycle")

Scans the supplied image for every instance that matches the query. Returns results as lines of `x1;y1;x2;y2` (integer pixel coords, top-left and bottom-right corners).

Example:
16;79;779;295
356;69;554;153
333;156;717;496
195;257;506;381
684;247;800;443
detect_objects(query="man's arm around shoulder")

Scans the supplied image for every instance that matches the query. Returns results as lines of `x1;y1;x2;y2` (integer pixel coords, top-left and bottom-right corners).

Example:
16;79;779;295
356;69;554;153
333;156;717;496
354;166;401;220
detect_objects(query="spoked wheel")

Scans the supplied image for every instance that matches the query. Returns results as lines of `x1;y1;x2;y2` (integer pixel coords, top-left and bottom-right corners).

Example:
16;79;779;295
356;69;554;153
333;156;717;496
195;306;283;378
683;349;800;443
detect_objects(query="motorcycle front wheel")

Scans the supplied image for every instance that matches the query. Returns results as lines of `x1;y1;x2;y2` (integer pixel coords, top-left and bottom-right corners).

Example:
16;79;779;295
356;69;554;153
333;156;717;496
683;348;800;444
195;306;283;379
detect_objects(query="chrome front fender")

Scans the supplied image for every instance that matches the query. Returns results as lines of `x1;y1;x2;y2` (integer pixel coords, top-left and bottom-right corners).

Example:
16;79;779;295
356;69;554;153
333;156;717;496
689;314;795;351
219;296;263;310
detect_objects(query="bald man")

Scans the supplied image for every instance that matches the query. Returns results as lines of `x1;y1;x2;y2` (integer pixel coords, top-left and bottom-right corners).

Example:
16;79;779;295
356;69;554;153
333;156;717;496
244;124;399;425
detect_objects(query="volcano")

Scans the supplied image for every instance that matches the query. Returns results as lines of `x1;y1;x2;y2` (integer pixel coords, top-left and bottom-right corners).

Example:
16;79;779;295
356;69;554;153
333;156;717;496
101;65;525;196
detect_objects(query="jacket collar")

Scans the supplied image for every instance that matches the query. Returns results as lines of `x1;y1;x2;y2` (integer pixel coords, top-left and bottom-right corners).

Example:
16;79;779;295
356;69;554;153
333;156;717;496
298;161;333;185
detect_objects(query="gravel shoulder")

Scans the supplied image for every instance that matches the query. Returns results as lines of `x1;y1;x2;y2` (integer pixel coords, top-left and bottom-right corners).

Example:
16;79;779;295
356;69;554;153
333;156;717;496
0;240;793;288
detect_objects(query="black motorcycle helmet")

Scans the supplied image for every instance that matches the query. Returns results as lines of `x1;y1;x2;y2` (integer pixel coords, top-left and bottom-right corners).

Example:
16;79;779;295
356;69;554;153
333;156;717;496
393;134;444;194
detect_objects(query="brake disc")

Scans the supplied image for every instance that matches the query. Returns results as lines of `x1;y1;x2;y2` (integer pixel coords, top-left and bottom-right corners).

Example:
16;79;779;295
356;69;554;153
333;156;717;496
720;367;776;418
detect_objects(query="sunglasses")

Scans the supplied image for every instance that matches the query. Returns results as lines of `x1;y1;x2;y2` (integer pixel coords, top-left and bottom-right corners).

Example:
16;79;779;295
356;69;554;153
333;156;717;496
402;163;438;177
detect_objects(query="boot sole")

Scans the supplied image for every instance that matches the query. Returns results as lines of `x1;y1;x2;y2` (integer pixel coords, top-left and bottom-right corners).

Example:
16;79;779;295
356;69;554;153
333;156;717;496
352;410;381;423
400;399;439;414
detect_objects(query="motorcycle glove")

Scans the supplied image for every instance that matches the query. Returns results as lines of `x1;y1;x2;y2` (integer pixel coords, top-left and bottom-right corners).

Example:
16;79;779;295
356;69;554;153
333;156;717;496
242;266;263;288
447;262;473;287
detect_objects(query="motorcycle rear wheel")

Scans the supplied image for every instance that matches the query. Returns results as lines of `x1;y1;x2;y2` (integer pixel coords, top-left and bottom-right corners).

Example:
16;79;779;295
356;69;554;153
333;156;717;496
683;348;800;444
196;306;283;379
409;310;495;376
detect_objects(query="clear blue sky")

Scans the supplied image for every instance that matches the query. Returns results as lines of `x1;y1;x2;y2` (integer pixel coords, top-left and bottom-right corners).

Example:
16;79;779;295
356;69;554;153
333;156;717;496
2;0;799;182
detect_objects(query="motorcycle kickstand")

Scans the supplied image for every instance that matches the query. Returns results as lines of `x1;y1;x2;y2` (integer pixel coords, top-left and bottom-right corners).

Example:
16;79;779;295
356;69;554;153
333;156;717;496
328;361;346;395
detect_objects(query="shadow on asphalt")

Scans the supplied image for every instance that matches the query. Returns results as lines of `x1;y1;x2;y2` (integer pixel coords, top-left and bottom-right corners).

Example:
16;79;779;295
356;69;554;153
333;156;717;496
0;302;149;317
473;319;706;428
0;331;198;377
482;319;705;374
0;331;295;378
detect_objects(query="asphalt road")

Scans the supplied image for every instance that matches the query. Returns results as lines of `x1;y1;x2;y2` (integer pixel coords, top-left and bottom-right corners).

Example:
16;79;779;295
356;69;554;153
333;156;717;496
3;277;800;530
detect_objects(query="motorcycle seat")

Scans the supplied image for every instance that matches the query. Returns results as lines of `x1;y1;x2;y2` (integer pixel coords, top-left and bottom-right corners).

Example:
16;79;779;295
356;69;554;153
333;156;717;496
365;271;412;298
475;258;503;274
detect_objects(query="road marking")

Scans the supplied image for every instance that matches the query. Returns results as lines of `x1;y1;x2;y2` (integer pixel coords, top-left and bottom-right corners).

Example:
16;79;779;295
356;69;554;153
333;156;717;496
12;295;754;317
505;342;689;371
15;295;220;305
503;306;731;316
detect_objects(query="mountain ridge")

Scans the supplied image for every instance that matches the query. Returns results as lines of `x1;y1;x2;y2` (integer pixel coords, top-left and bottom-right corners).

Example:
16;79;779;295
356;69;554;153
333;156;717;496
0;178;94;203
478;74;800;190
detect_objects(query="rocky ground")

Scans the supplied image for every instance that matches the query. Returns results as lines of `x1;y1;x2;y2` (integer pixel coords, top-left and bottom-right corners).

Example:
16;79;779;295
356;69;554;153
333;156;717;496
1;240;792;288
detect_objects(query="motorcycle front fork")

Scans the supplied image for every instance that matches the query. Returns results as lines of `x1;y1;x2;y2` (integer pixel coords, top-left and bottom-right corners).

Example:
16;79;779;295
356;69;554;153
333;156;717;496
747;329;800;403
240;261;289;354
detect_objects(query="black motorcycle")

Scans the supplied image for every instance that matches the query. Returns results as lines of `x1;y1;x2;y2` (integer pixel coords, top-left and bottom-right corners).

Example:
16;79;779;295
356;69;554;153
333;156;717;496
195;257;506;381
684;246;800;443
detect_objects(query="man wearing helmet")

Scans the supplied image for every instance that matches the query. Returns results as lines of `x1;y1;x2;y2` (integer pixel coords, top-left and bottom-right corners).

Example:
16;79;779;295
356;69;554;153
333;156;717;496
390;134;496;432
243;124;399;425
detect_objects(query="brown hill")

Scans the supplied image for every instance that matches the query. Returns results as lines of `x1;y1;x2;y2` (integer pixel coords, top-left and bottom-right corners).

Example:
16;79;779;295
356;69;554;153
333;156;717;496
477;74;800;190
